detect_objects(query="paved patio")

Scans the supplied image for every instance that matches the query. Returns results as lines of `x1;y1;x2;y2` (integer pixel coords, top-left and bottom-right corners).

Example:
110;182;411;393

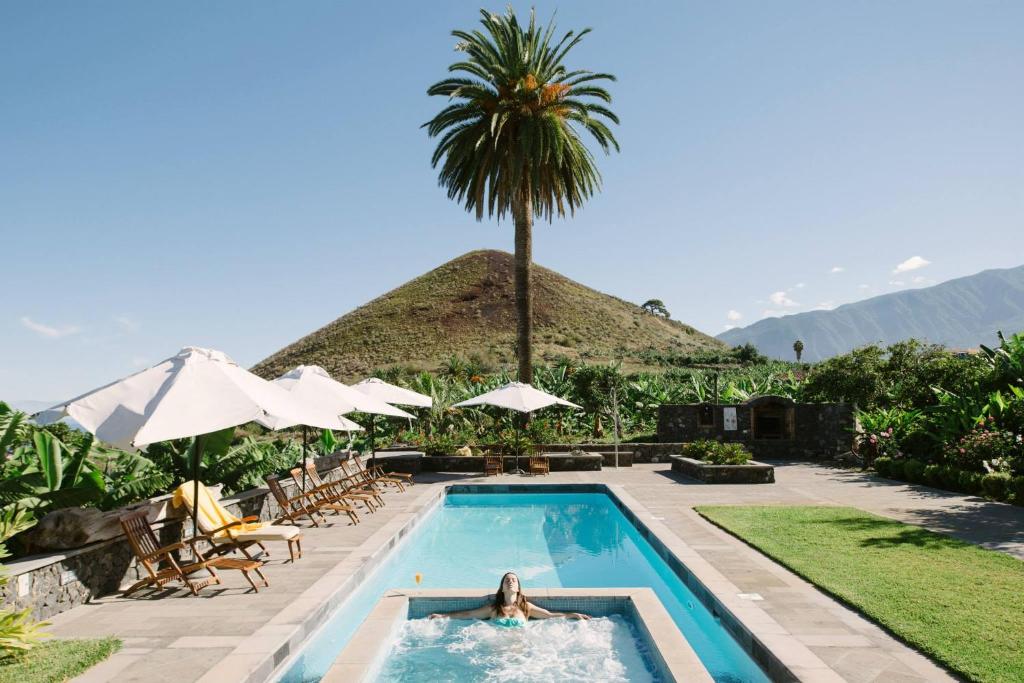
53;462;1023;682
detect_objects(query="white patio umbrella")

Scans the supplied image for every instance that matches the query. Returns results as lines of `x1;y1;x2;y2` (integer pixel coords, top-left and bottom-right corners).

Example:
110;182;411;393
256;365;366;492
37;347;343;538
264;366;414;470
353;377;433;408
452;382;581;474
353;377;432;469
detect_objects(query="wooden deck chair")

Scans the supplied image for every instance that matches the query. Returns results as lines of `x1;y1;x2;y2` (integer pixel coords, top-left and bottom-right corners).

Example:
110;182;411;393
528;455;550;476
173;481;303;563
345;456;405;492
352;454;414;488
354;454;415;486
296;462;379;513
120;509;267;595
266;474;327;527
287;467;361;524
339;459;391;502
484;454;503;477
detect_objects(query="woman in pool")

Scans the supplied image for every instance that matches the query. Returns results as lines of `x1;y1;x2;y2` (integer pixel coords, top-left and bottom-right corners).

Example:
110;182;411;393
428;571;589;625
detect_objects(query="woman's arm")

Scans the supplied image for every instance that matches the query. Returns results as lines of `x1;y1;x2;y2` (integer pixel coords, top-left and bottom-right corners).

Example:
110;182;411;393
525;602;590;620
427;604;492;620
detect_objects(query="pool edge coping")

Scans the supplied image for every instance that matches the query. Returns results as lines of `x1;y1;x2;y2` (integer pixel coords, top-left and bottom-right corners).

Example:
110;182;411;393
233;482;838;683
322;588;715;683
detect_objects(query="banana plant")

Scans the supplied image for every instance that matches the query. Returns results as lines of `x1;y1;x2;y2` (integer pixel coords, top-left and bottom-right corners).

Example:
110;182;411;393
0;430;106;512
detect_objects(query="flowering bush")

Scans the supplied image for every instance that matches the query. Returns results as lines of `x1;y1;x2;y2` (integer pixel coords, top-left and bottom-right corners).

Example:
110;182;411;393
854;427;902;465
943;418;1024;473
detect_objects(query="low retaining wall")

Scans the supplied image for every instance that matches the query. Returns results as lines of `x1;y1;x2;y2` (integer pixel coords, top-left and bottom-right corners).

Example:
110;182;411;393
0;453;354;620
670;456;775;484
537;443;685;464
374;452;603;473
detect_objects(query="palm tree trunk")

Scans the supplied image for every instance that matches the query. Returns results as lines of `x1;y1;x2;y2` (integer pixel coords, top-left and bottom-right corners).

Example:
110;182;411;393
513;192;533;384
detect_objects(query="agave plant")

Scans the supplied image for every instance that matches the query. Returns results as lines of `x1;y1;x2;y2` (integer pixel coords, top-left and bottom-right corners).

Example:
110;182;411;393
0;506;48;656
425;7;619;383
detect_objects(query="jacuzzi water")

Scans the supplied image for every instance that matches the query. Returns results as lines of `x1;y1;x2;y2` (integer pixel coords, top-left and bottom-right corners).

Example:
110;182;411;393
278;492;770;683
375;616;658;683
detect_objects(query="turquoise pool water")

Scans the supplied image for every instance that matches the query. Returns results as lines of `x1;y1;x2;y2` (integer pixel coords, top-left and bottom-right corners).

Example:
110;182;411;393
278;492;769;683
376;616;658;682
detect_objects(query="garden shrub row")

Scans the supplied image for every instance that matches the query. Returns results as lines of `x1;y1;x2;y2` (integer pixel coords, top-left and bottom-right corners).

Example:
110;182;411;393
680;439;753;465
874;456;1024;505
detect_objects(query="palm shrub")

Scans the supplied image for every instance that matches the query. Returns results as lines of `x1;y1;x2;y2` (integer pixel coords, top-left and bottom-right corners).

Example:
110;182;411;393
425;7;619;383
0;507;48;657
681;440;752;465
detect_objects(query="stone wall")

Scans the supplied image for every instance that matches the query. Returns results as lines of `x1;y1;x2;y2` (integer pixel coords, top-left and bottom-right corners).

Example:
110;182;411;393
657;398;853;460
373;452;603;473
0;453;353;621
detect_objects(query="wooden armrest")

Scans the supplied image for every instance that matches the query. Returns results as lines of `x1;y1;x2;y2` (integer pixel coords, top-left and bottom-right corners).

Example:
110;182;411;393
142;541;185;561
208;520;244;535
239;515;259;523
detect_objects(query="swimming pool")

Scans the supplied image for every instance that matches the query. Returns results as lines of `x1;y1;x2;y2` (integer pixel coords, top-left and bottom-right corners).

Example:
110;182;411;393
278;491;770;683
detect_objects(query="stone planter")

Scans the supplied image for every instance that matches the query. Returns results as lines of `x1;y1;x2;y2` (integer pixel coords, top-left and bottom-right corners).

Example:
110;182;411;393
670;456;775;484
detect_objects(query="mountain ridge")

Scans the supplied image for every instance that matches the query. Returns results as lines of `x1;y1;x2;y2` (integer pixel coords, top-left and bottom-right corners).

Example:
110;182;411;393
718;264;1024;361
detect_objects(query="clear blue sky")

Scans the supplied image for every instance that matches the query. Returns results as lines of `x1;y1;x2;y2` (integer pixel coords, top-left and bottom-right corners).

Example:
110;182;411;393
2;1;1022;401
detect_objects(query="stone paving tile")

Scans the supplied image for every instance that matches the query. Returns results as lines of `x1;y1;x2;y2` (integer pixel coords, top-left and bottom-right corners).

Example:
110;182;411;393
54;463;1021;682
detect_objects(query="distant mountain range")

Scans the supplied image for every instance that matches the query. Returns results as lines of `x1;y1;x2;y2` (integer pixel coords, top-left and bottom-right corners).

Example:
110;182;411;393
718;265;1024;362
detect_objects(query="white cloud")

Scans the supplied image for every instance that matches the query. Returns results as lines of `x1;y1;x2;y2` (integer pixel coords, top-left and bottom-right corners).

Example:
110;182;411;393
893;256;931;274
830;266;845;274
794;282;806;289
769;291;799;308
722;324;736;331
912;275;934;285
115;316;140;333
858;284;871;290
726;310;743;322
20;316;80;339
889;280;906;287
814;301;836;310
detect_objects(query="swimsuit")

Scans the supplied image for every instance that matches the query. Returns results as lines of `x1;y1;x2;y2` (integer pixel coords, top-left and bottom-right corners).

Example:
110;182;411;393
492;616;526;628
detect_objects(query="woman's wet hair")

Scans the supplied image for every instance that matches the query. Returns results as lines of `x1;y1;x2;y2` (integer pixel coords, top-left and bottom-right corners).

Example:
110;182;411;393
492;571;529;618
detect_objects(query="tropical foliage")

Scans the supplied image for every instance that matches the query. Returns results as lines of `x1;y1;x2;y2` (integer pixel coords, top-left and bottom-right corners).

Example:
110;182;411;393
0;507;48;658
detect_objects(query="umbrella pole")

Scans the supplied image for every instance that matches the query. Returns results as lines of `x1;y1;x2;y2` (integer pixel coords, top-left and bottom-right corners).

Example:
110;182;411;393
370;416;377;471
191;434;203;543
302;426;308;494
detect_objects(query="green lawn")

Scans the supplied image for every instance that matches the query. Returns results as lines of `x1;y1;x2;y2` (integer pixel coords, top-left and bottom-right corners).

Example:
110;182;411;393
695;505;1024;683
0;638;120;683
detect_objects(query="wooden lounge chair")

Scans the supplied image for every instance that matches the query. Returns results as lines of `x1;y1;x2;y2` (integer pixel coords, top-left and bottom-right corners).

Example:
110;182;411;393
286;467;362;523
339;459;394;499
528;455;550;476
295;462;379;513
120;508;268;595
266;474;328;527
484;454;503;477
173;481;303;563
345;456;405;493
352;453;415;486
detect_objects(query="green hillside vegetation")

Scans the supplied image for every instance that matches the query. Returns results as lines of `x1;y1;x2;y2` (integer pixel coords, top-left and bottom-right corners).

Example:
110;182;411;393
719;264;1024;361
253;250;725;380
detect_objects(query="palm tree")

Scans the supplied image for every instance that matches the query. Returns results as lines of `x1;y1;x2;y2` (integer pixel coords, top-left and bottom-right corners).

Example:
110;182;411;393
793;339;804;363
424;8;619;383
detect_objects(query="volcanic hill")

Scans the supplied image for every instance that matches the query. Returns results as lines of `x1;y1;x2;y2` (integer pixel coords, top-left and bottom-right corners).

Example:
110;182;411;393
252;250;724;380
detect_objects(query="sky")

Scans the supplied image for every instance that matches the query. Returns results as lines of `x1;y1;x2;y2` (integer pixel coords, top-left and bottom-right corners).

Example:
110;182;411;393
2;1;1023;402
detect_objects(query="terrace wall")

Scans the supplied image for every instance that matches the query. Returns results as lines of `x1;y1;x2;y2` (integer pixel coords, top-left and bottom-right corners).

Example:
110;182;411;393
0;453;351;621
